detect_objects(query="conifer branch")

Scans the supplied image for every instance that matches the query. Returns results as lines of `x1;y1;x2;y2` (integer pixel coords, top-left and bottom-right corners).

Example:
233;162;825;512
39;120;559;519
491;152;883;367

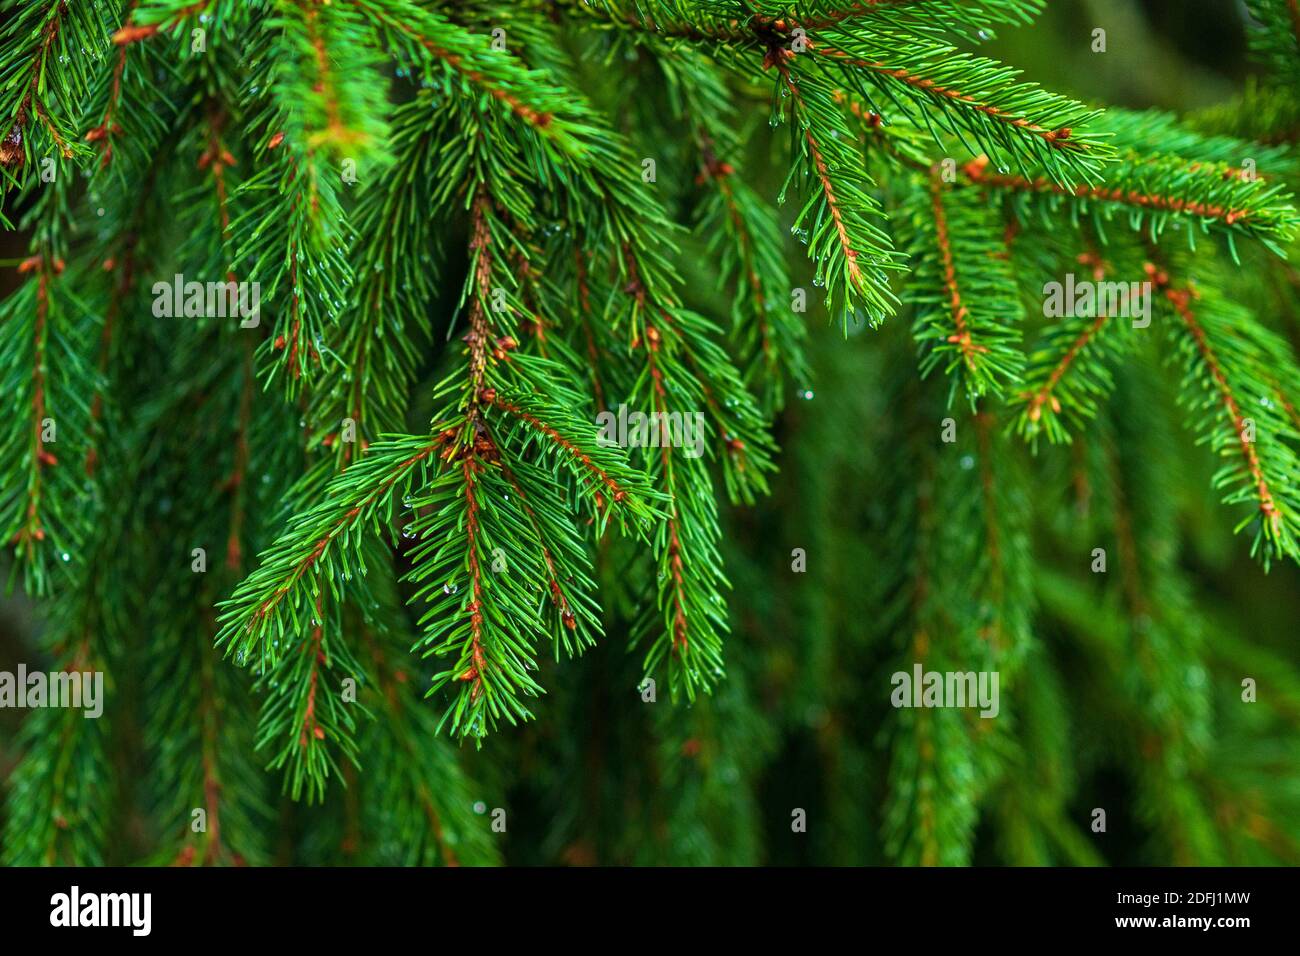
217;437;443;664
816;27;1110;185
898;167;1025;401
0;249;99;593
252;594;366;804
114;0;212;43
771;51;901;325
962;153;1298;250
1010;248;1141;446
1152;257;1300;566
693;124;810;412
0;0;85;173
84;0;138;167
564;0;1044;44
357;0;562;136
613;252;730;700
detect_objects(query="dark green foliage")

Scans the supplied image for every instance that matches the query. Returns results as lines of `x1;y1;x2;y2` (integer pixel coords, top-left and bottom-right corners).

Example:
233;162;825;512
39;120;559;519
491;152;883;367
1;0;1298;868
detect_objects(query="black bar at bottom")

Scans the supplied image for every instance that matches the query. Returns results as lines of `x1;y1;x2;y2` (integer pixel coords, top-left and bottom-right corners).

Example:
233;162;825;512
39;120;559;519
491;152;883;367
0;865;1291;942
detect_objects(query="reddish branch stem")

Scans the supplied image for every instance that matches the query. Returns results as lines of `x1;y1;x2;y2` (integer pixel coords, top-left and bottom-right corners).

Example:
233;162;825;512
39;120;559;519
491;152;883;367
457;456;487;702
816;51;1081;151
1288;0;1300;53
500;466;576;629
1147;264;1283;535
774;57;865;291
962;156;1251;225
696;132;776;371
647;337;690;653
1021;253;1131;423
199;108;236;240
488;397;630;503
620;249;691;650
86;0;138;166
245;443;439;627
359;3;553;129
927;169;986;372
112;1;208;44
300;595;326;747
3;3;73;167
299;0;349;146
13;256;63;551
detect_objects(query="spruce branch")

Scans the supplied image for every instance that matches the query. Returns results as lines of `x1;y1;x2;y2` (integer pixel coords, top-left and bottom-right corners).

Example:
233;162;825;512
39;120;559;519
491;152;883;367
266;0;390;160
356;0;580;144
1010;247;1143;446
216;435;443;667
0;252;100;594
442;25;782;698
771;50;902;326
0;0;108;183
408;188;655;738
484;377;659;530
1153;256;1300;567
84;0;158;169
409;451;552;738
563;0;1045;45
231;132;353;393
308;92;452;455
613;253;731;701
252;596;366;804
678;55;810;412
4;0;1300;866
119;0;220;38
815;27;1111;186
961;151;1298;256
1102;106;1299;179
2;428;133;864
740;0;1045;38
695;134;811;411
897;166;1025;402
553;0;755;43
